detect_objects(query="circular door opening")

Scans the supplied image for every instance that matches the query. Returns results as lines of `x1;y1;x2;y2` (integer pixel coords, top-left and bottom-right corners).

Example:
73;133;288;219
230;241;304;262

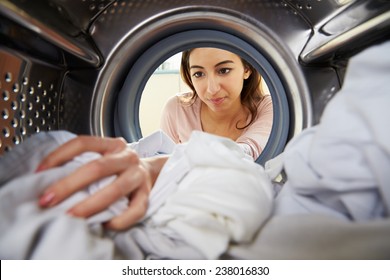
92;10;312;165
115;30;290;165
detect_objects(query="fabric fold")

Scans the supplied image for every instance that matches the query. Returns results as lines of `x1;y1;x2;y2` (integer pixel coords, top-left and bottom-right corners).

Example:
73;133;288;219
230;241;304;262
274;41;390;221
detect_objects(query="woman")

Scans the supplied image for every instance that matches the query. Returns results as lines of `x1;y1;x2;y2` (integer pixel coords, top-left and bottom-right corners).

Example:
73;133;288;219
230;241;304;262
161;48;273;160
36;48;273;230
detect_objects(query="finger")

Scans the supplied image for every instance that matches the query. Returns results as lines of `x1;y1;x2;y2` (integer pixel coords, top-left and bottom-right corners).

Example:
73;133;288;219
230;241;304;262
36;136;127;172
39;149;139;207
66;185;123;218
105;183;150;230
66;161;150;218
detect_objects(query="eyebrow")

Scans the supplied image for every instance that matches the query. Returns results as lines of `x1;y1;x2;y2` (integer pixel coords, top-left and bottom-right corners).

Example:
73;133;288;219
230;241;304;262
190;60;235;69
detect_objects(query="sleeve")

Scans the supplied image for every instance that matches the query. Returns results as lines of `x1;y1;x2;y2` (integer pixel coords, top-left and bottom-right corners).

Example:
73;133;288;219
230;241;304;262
236;95;274;160
160;96;181;143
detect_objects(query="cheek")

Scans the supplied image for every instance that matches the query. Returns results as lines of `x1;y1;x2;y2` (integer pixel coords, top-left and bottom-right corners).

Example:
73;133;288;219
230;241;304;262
192;79;206;96
225;78;244;97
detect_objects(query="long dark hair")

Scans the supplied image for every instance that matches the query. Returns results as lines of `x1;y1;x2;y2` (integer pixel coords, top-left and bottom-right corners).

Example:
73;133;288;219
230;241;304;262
180;48;264;129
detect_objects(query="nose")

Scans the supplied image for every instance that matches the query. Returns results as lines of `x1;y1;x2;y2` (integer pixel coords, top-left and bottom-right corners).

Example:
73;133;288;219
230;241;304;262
207;75;221;95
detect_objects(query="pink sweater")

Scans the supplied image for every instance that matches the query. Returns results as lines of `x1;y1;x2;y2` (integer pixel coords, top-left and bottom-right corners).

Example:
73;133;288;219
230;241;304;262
160;94;273;159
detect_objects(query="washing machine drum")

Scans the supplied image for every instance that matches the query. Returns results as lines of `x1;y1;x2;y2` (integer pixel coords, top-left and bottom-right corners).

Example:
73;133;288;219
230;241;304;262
1;0;388;164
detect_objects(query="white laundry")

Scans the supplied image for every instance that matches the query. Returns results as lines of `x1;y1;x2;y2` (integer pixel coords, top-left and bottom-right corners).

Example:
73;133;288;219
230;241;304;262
87;130;177;220
0;129;273;259
0;131;116;259
0;129;176;258
125;131;274;259
272;40;390;221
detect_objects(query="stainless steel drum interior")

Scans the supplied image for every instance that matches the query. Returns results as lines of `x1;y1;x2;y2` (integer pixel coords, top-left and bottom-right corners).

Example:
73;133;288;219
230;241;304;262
1;0;389;163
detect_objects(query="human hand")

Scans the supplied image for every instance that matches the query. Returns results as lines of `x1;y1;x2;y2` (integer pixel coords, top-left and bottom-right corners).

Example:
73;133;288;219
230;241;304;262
37;135;166;230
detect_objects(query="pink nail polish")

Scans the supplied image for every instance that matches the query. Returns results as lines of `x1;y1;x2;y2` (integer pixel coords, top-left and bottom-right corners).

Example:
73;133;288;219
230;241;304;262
35;164;45;173
39;192;55;207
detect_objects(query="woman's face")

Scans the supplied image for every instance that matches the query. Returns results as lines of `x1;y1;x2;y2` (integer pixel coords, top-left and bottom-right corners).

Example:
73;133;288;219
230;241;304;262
188;48;251;113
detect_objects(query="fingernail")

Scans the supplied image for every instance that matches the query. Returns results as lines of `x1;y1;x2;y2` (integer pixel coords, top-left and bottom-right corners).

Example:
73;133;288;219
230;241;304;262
66;208;75;216
39;192;55;207
35;164;46;173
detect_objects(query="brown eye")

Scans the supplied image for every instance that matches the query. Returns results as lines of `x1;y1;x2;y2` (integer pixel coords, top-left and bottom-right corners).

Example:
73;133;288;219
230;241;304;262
192;71;204;78
218;68;231;75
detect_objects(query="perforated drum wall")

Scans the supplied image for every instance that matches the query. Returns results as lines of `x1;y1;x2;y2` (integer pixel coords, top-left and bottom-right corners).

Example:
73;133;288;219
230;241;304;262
0;47;64;154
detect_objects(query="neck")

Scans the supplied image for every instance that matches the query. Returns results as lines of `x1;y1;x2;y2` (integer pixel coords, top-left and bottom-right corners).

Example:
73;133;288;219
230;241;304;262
200;101;248;139
206;103;242;124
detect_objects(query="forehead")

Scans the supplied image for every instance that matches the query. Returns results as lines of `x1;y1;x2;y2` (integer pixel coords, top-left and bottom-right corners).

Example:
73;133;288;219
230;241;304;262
189;48;241;66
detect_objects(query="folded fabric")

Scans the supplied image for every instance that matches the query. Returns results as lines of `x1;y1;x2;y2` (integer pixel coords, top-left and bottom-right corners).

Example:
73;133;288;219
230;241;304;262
0;129;273;259
0;131;116;259
226;40;390;260
0;130;176;259
113;131;274;259
273;40;390;221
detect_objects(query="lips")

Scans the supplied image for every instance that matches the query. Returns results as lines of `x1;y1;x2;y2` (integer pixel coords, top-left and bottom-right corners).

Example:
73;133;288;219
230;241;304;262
209;97;225;106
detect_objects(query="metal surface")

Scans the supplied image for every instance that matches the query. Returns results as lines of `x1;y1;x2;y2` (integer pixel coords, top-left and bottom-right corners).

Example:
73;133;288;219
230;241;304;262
0;0;113;65
300;0;390;62
1;0;389;157
0;46;64;153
